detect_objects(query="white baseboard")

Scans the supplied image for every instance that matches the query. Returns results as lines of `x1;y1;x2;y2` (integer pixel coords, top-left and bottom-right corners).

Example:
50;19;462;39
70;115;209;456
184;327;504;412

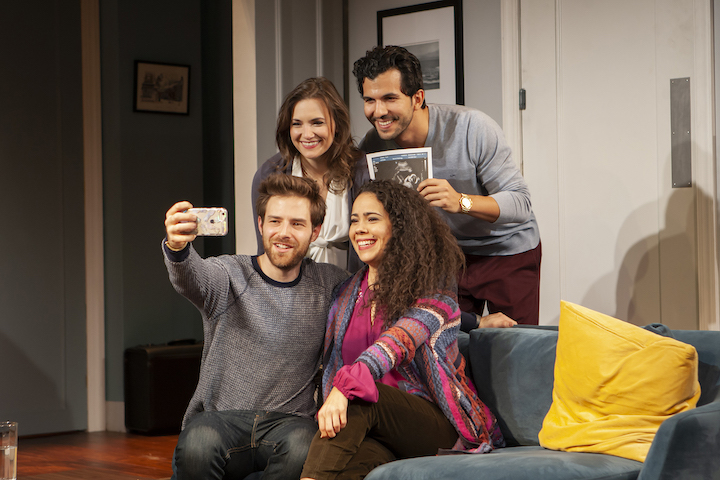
105;401;126;432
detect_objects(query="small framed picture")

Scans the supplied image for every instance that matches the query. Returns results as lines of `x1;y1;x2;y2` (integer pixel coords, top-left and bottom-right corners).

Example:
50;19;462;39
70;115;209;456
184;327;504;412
134;61;190;115
378;0;464;105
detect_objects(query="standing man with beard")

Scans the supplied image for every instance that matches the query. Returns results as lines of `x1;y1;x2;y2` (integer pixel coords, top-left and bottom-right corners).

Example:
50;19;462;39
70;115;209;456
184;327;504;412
354;45;541;327
163;174;349;480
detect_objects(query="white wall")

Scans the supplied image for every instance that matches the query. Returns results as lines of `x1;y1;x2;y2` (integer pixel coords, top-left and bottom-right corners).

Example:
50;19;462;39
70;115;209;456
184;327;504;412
716;0;720;275
234;0;259;254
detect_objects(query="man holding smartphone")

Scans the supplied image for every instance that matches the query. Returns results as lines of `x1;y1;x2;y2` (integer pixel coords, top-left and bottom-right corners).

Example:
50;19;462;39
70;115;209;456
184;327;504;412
163;174;349;480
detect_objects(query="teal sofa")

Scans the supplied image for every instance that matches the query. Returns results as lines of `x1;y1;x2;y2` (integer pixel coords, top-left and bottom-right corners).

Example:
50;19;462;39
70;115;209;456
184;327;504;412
365;326;720;480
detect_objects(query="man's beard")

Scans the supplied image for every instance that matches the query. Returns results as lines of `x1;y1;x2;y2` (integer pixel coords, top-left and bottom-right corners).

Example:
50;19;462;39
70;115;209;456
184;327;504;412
263;236;310;271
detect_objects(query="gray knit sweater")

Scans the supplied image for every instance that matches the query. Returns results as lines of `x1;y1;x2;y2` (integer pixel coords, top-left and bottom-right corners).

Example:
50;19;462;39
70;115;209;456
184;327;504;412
163;243;349;428
359;104;540;256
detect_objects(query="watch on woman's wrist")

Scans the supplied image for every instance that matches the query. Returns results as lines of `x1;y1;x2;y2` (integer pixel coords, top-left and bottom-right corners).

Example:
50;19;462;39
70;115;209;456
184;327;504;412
459;193;473;214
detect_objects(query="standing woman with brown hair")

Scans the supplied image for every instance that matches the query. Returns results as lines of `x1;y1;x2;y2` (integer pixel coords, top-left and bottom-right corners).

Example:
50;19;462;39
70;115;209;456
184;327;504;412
252;77;369;271
300;181;505;480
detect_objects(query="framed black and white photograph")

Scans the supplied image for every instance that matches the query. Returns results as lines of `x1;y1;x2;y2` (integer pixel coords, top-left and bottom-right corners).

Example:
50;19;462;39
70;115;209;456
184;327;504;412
366;147;433;189
134;61;190;114
378;0;464;105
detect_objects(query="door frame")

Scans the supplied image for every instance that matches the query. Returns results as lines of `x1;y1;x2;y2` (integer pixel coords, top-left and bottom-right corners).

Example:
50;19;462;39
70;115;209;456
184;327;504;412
500;0;719;330
82;0;105;432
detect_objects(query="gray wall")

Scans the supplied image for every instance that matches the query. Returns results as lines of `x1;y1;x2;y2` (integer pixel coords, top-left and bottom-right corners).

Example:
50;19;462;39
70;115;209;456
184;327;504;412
255;0;346;165
0;0;88;435
100;0;234;403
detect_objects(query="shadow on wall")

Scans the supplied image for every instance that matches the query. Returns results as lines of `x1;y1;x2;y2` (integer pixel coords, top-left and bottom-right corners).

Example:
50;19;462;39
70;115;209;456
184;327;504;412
584;189;702;330
582;189;698;329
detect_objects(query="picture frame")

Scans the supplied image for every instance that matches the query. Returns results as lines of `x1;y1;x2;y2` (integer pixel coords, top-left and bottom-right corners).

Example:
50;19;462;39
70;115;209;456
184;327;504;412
134;61;190;115
377;0;464;105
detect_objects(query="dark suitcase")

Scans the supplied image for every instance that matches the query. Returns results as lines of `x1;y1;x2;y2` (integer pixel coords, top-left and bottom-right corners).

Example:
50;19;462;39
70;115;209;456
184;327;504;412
124;340;203;434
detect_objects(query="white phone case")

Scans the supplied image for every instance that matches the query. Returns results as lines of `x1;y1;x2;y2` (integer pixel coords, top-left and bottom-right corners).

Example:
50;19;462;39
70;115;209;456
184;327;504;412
188;207;228;236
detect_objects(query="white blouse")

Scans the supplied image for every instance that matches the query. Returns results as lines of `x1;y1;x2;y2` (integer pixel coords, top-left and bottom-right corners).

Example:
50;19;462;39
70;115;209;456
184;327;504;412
292;158;349;269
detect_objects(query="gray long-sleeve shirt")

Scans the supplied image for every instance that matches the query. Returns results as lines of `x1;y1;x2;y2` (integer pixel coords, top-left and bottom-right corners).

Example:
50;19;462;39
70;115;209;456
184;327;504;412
163;243;349;428
360;104;540;256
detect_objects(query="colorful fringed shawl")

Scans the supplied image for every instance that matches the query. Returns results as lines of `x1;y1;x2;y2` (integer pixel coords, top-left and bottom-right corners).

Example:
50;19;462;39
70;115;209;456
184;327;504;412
322;268;505;452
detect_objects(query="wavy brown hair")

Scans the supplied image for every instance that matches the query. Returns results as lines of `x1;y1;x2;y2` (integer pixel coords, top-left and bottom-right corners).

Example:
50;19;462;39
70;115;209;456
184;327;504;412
275;77;361;194
256;173;326;229
358;181;465;327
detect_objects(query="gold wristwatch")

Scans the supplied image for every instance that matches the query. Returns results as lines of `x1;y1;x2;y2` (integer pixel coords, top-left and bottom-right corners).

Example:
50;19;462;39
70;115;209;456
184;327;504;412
459;193;473;214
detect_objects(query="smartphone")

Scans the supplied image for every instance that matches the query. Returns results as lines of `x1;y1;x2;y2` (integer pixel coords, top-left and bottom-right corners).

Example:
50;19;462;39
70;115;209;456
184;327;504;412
188;207;228;236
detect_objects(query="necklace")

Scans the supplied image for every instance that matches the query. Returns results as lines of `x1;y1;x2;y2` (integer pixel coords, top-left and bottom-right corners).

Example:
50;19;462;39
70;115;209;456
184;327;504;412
300;159;321;182
356;282;377;326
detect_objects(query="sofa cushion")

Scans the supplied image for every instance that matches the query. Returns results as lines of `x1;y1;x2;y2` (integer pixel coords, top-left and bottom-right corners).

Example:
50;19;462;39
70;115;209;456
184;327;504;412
672;330;720;406
468;326;558;446
364;445;643;480
539;301;700;462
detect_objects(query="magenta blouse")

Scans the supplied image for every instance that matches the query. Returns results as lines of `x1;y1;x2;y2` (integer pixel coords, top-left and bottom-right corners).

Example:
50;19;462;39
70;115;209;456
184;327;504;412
333;271;404;402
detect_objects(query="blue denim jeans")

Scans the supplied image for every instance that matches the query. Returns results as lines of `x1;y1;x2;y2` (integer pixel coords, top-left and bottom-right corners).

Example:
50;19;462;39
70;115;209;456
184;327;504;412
171;410;317;480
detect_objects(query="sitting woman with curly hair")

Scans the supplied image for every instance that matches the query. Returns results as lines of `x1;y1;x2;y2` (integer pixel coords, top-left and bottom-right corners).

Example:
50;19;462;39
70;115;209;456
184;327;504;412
300;180;505;480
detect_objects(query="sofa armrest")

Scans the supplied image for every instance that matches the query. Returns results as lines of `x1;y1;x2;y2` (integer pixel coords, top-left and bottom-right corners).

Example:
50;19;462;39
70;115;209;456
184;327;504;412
637;400;720;480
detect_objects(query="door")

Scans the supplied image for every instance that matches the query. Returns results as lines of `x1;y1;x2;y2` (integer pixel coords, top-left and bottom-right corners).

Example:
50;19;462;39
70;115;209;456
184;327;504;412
519;0;715;329
0;2;87;435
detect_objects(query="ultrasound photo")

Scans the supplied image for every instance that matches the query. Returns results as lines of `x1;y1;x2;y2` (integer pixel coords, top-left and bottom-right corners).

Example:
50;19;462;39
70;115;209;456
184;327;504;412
366;148;433;189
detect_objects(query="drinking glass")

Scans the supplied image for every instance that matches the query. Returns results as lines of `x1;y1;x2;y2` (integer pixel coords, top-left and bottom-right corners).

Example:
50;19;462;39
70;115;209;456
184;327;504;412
0;421;17;480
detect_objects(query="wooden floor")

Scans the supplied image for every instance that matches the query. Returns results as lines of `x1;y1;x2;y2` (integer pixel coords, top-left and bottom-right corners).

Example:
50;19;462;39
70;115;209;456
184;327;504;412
17;431;178;480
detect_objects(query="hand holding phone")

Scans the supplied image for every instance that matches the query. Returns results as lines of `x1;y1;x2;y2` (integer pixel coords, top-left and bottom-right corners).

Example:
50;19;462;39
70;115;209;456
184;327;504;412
188;207;228;236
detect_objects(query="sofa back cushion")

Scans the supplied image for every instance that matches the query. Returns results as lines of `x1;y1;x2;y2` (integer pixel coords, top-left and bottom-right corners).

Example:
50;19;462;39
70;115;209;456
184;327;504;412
466;323;720;449
468;326;558;446
672;330;720;406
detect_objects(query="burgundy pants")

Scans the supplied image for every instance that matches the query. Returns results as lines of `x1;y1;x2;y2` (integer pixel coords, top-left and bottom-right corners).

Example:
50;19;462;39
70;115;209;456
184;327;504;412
458;242;542;325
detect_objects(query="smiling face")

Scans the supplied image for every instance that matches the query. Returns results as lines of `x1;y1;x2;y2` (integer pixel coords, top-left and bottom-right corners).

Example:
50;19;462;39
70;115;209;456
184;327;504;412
259;195;320;275
362;69;423;144
350;192;392;273
290;98;335;163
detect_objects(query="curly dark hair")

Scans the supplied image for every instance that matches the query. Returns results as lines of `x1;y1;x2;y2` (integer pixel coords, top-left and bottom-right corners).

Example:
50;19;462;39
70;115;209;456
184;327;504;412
358;181;464;327
275;77;361;194
352;45;426;109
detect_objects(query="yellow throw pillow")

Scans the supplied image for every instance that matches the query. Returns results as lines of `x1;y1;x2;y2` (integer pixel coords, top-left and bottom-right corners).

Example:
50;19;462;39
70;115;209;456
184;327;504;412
538;301;700;462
